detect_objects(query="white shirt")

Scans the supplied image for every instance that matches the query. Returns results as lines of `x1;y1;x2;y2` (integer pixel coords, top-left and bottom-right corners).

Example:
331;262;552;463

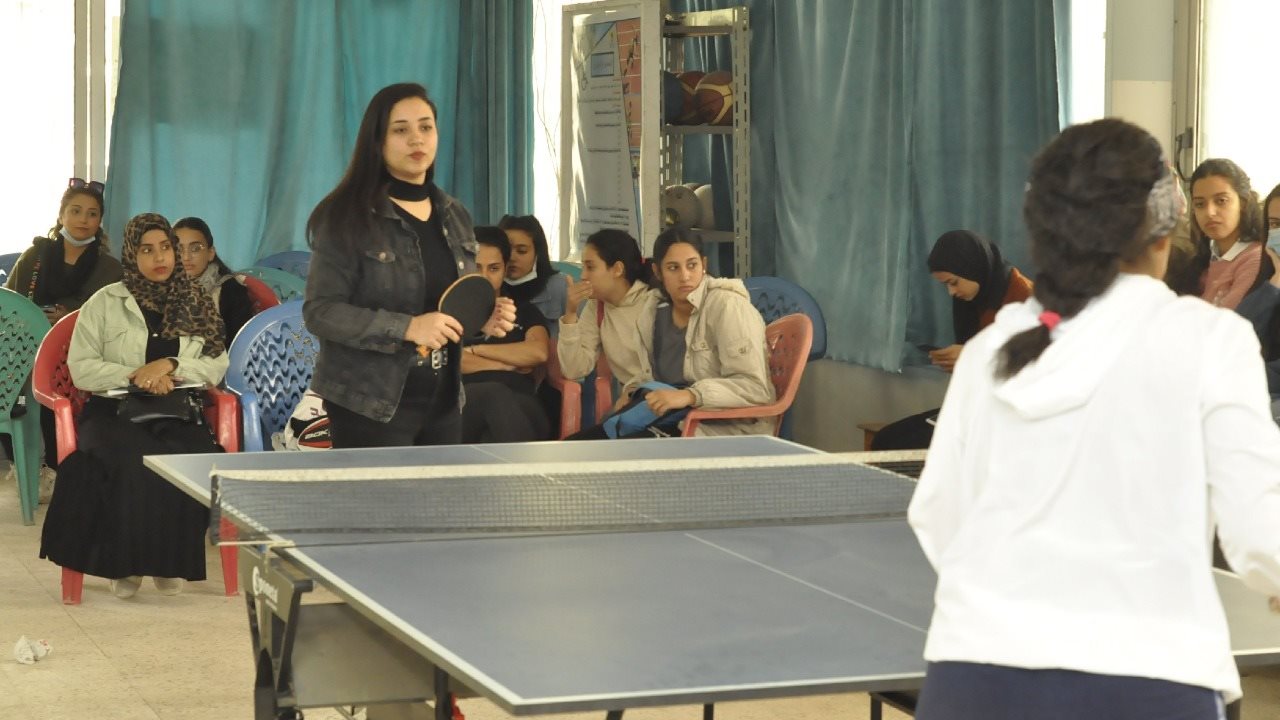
908;273;1280;702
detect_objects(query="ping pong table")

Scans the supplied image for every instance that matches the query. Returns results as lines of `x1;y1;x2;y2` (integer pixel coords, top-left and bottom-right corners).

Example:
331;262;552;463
145;436;1280;720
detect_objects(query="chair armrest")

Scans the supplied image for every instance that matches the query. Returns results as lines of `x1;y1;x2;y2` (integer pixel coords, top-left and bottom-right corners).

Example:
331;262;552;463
681;402;787;438
204;387;240;452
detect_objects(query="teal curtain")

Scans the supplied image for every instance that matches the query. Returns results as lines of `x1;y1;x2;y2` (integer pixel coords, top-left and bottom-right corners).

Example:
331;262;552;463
672;0;1060;370
105;0;533;270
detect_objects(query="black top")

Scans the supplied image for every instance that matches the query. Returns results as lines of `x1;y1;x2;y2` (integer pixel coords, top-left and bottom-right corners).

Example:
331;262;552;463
218;278;256;347
464;300;548;393
651;304;688;386
141;307;181;363
392;203;456;314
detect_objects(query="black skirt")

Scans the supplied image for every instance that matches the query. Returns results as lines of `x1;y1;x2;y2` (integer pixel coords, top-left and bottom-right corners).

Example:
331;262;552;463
39;395;222;580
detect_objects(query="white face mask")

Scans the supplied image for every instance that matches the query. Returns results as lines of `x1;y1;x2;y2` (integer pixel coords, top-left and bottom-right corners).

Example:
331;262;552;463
505;267;538;286
60;228;96;248
1268;227;1280;254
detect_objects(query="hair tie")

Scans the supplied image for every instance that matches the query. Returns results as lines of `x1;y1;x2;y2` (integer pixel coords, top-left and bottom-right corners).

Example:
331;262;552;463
1039;311;1061;331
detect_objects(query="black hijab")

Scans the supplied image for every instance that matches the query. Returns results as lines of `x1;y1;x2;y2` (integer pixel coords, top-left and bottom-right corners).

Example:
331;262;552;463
927;230;1012;343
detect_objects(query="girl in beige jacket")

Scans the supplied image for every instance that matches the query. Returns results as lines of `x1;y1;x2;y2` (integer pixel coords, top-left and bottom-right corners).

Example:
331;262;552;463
558;229;774;437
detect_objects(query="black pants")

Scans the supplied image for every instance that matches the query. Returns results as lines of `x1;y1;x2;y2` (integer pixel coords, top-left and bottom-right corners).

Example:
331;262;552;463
460;382;549;444
916;662;1223;720
325;399;461;449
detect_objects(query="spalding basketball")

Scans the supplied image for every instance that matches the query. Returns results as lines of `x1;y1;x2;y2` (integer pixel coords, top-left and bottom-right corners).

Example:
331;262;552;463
677;70;705;124
694;70;733;126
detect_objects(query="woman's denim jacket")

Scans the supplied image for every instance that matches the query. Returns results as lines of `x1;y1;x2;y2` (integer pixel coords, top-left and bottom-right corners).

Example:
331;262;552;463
303;188;477;422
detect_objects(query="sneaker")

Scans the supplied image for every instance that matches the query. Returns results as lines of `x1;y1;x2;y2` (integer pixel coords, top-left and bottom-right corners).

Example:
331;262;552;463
153;577;184;596
110;576;143;599
38;466;56;504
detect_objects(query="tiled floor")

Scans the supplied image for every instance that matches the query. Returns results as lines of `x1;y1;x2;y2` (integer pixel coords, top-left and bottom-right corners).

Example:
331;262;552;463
1;459;1279;719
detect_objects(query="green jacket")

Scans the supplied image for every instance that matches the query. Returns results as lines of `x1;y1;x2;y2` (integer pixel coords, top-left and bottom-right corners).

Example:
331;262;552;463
68;282;229;394
4;237;122;310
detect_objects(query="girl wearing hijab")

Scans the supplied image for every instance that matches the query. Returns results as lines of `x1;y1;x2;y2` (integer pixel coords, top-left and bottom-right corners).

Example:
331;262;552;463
39;213;230;600
926;230;1033;371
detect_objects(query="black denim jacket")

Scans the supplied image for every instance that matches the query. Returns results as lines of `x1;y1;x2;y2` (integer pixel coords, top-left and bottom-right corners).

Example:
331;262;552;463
303;187;477;422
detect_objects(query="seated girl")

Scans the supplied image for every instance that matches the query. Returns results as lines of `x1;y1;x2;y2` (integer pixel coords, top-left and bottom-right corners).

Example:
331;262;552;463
174;217;255;345
461;227;551;443
1190;158;1264;310
925;230;1033;372
561;228;775;439
39;213;230;600
498;214;568;336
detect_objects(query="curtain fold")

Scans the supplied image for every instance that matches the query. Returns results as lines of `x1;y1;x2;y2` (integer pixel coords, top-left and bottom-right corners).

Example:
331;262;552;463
106;0;533;269
671;0;1060;370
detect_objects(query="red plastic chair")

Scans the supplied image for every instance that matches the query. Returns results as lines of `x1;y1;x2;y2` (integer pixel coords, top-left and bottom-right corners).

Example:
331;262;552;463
681;313;814;437
239;274;281;314
542;344;614;438
32;311;241;604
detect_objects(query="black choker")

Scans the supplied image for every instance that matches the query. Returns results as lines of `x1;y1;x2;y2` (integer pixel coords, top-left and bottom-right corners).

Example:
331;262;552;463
388;177;432;201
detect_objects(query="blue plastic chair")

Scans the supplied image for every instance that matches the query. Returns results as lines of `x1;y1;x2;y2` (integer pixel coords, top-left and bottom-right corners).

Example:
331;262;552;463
0;289;52;523
225;302;319;452
237;266;307;303
551;260;582;280
743;276;827;360
257;250;311;279
0;252;22;287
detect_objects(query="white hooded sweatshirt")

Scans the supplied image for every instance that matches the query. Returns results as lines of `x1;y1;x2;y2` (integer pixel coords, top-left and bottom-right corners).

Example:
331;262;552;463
908;273;1280;701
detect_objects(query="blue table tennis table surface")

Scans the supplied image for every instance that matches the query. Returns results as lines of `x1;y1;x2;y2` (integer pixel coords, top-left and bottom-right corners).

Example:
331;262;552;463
144;436;1280;715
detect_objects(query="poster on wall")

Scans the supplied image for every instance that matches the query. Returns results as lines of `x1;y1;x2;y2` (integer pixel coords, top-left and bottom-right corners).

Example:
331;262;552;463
567;8;644;256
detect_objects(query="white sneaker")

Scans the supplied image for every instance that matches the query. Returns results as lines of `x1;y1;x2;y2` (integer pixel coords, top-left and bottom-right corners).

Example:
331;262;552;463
38;466;56;503
110;576;143;599
153;577;184;596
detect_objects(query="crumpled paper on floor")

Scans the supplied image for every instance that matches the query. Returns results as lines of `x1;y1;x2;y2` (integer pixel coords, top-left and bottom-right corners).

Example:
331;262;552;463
13;636;51;665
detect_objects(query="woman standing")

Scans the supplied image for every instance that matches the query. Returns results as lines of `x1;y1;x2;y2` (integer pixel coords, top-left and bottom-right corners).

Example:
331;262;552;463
304;82;513;449
173;217;255;345
40;213;228;599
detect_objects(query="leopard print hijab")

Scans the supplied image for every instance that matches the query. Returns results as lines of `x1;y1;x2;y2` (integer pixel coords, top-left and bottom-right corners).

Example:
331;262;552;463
121;213;225;357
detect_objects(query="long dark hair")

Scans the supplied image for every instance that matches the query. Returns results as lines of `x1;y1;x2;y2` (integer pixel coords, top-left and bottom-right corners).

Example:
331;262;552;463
47;187;110;251
585;228;650;285
173;216;235;276
498;214;558;293
1189;159;1263;248
306;83;439;250
999;119;1168;379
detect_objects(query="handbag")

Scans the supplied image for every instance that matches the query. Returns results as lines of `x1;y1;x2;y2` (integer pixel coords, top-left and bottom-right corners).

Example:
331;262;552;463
116;387;203;425
601;381;690;439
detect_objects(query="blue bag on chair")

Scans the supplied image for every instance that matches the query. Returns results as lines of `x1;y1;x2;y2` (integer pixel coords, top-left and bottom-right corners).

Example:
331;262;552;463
601;381;690;439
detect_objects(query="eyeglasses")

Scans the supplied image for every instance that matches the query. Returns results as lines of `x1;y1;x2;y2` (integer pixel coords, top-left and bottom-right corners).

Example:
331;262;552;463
178;243;208;256
68;177;105;194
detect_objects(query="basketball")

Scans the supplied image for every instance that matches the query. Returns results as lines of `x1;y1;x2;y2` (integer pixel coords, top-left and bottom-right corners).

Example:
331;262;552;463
694;184;716;229
677;70;705;124
663;185;701;229
694;70;733;126
662;71;684;124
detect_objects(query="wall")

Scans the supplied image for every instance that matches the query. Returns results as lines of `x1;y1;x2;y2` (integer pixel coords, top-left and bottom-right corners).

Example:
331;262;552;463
1106;0;1176;156
790;359;950;452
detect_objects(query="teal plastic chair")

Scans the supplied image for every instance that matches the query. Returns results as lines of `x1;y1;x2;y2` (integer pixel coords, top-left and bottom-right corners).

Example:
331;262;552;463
551;260;582;280
238;266;306;303
0;289;52;524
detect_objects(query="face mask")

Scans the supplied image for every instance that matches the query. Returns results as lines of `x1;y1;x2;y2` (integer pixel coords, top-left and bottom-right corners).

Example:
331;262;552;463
1268;227;1280;254
505;267;538;286
60;228;96;247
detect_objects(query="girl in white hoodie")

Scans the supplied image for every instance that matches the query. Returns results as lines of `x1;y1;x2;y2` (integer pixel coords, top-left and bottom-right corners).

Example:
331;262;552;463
908;118;1280;719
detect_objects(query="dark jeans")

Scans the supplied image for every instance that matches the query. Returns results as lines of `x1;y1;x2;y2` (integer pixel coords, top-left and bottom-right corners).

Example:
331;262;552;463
324;398;461;449
916;662;1224;720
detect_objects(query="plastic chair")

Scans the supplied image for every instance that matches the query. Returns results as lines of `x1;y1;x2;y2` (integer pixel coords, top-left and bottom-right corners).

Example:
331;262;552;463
256;250;311;279
0;252;21;286
743;276;827;360
32;311;241;604
542;344;613;438
225;302;319;452
0;289;52;524
551;260;582;280
238;266;306;303
239;274;281;314
681;313;814;437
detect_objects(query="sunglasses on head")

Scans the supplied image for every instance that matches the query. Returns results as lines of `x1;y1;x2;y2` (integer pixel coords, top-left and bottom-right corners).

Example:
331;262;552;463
68;177;105;194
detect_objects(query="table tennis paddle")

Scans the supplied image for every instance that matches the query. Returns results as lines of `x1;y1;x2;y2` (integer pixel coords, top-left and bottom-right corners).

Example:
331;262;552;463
418;273;495;357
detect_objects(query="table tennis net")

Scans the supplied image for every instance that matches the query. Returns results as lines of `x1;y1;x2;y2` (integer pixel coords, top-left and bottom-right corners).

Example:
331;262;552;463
209;454;921;546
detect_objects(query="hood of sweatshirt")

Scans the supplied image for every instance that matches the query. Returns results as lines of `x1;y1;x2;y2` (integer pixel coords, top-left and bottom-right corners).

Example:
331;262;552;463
987;273;1177;420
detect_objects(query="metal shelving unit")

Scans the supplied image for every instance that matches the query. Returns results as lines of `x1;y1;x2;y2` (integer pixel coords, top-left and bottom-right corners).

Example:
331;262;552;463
658;6;750;277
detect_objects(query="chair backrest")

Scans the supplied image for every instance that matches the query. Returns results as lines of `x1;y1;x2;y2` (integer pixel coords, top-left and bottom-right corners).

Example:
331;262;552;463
763;313;814;413
551;260;582;280
239;274;281;314
0;252;21;286
744;276;827;359
256;250;311;279
32;310;88;417
238;266;306;303
0;289;53;413
225;301;319;441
